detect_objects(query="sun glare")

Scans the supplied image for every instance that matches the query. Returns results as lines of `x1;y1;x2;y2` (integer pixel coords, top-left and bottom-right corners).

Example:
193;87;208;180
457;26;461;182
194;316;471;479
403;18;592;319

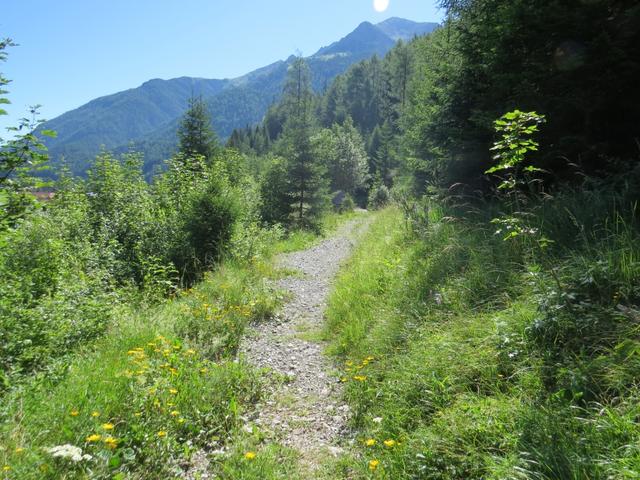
373;0;390;13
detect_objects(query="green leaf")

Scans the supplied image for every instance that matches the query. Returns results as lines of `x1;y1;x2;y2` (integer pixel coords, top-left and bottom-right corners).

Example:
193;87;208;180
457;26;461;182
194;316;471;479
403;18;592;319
40;129;57;138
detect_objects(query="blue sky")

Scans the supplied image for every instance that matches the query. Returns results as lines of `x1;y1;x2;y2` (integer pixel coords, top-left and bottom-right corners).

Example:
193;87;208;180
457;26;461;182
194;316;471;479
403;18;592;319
0;0;443;133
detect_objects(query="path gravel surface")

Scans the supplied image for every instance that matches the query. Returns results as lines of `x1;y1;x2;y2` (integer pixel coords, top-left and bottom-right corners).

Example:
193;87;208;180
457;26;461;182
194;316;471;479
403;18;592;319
240;215;370;472
183;215;370;478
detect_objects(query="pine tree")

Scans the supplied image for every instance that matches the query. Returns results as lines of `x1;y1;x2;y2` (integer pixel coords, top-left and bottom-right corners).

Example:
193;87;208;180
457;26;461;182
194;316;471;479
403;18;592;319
373;120;395;187
177;96;219;163
280;57;328;229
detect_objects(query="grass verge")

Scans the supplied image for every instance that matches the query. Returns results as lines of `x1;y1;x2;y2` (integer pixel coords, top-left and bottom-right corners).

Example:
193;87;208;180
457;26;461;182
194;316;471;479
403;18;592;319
324;201;640;479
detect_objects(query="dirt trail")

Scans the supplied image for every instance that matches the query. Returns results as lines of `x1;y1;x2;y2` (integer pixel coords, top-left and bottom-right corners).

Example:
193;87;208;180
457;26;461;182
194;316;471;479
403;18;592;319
240;215;371;473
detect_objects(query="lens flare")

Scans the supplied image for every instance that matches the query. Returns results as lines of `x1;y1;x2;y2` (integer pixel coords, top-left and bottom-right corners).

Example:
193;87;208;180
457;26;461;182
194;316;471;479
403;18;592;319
373;0;390;13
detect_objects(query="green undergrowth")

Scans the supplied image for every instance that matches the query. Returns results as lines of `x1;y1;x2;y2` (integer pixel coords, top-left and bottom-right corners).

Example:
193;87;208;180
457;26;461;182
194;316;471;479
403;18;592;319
324;192;640;479
0;206;358;479
0;255;277;479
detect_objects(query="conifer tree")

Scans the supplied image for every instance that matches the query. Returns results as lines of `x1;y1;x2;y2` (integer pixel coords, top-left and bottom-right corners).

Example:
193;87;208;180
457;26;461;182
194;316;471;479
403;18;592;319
280;57;328;229
177;96;219;163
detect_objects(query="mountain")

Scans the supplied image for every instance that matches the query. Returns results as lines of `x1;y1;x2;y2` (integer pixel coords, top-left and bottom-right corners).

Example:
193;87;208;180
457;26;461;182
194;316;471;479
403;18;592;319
376;17;438;41
40;18;439;176
315;21;395;58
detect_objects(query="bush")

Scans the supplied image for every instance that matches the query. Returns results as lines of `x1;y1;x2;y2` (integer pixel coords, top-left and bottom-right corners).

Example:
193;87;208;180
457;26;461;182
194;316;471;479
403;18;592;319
0;209;113;388
368;183;390;210
173;175;242;283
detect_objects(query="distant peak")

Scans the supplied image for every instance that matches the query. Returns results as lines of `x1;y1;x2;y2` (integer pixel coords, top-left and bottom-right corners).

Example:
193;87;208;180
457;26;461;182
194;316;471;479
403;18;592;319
377;16;406;24
312;20;394;58
375;17;439;42
356;21;376;28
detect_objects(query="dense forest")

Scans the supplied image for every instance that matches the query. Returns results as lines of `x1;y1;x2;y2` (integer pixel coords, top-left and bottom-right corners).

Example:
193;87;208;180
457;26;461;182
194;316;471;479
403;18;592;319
1;0;640;478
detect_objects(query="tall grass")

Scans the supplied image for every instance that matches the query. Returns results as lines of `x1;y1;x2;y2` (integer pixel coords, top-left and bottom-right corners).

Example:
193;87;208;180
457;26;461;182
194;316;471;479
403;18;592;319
0;258;278;479
324;179;640;479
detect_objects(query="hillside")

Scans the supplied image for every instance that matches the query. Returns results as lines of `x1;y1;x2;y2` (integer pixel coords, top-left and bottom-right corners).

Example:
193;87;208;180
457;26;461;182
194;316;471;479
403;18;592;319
40;18;438;176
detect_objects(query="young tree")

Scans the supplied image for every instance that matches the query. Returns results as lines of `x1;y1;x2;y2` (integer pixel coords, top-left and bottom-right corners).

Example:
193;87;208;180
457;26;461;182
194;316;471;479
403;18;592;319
280;57;328;229
314;117;369;196
177;96;219;163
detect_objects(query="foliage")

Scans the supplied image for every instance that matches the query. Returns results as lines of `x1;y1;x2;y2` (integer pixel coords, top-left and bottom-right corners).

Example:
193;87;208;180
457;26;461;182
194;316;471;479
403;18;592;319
179;171;242;273
325;175;640;478
313;117;369;199
258;156;293;225
486;110;550;251
0;257;276;479
276;57;329;230
403;0;640;191
486;110;545;190
367;180;390;210
0;40;54;229
177;95;220;162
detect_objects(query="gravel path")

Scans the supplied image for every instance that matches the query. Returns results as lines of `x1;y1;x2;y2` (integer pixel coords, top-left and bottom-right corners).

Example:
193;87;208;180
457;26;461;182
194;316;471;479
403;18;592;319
239;215;371;473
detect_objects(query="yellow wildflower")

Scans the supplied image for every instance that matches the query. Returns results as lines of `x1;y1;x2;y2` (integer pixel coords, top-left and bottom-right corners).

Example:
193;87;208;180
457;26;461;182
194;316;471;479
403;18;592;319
177;418;185;424
104;436;118;449
185;349;196;355
102;423;114;430
134;412;142;417
170;410;180;416
244;451;256;460
157;431;167;438
345;361;354;367
3;465;11;472
366;356;375;361
200;368;208;374
14;447;24;454
86;434;102;442
91;411;100;418
369;459;380;471
70;409;79;417
383;439;396;448
169;388;178;394
169;368;178;375
365;439;376;446
353;375;367;382
340;377;347;382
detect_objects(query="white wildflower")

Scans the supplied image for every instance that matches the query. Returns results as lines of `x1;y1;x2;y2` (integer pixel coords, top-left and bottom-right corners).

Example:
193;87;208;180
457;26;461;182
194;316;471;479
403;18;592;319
46;444;92;462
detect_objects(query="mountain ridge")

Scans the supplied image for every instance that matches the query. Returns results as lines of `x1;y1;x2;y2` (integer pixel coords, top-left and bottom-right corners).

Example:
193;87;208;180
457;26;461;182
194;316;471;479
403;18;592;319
40;18;439;175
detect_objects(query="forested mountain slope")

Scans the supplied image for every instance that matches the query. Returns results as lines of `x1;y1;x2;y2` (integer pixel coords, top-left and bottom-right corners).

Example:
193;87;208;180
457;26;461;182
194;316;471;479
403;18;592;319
39;18;437;176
